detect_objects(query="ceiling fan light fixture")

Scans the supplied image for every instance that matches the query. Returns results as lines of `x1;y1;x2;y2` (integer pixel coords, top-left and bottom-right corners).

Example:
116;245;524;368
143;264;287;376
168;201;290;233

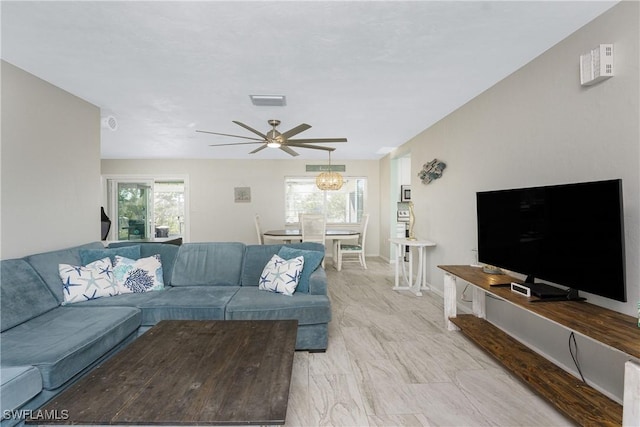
266;127;282;148
201;119;347;157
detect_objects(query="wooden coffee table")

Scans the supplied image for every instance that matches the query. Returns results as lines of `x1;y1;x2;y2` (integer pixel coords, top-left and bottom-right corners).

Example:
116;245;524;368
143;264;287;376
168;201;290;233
29;320;298;425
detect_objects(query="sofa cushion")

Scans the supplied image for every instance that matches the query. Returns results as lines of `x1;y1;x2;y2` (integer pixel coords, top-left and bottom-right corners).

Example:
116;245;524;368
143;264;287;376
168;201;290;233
79;245;141;266
277;246;324;293
0;306;141;390
1;259;59;332
139;286;240;325
108;243;180;286
241;242;324;288
59;257;120;305
70;289;166;309
171;242;245;286
0;366;43;413
225;287;331;325
25;242;106;304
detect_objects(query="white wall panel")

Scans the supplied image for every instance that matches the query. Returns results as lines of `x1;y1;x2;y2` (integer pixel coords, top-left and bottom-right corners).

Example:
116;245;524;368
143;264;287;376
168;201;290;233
1;61;101;259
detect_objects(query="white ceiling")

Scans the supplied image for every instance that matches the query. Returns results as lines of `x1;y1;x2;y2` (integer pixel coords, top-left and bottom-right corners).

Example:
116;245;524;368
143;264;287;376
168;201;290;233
1;1;617;160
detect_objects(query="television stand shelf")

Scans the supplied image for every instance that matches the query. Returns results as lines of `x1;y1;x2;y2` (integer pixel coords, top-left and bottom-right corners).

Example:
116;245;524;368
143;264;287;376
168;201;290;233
439;265;640;426
450;315;620;426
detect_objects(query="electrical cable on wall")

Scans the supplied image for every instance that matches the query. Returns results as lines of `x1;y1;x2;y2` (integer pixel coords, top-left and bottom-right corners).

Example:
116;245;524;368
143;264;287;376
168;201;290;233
569;332;586;383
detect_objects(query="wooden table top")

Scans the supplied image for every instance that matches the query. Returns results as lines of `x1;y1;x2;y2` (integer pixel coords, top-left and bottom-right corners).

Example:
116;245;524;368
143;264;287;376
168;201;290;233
29;320;298;425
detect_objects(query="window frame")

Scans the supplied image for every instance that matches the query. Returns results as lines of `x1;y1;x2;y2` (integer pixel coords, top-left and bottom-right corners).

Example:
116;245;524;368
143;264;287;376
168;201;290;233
102;174;189;242
284;176;367;226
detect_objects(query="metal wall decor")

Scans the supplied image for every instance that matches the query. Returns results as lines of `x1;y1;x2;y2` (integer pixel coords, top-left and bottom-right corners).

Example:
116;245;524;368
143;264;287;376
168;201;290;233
418;159;447;184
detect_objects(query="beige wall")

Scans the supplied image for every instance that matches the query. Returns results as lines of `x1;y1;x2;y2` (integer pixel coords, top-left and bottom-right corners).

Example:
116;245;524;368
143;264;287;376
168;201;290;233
101;158;381;257
384;1;638;401
1;61;101;259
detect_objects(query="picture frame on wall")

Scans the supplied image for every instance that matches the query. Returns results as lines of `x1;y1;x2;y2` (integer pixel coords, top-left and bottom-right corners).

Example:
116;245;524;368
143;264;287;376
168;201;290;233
234;187;251;203
401;185;411;202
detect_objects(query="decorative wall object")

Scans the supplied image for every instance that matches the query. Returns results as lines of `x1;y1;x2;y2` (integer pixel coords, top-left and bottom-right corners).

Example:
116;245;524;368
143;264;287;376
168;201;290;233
418;159;447;184
408;201;417;240
234;187;251;203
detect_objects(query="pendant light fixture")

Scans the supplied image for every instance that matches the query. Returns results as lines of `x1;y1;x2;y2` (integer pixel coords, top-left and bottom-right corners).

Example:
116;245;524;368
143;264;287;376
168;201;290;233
316;152;343;191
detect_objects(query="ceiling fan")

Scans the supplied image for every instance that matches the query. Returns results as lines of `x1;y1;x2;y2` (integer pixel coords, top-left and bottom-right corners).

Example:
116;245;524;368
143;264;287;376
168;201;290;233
196;119;347;157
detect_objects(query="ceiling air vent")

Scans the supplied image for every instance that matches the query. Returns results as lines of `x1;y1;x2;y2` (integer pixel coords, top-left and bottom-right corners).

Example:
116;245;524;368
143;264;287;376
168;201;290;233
250;95;286;107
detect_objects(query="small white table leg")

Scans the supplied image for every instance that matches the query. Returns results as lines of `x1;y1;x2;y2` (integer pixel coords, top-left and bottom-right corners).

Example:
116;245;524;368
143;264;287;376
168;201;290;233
419;246;430;292
407;245;414;290
412;246;423;296
394;242;413;292
422;247;427;289
333;239;341;271
444;273;459;331
413;246;430;296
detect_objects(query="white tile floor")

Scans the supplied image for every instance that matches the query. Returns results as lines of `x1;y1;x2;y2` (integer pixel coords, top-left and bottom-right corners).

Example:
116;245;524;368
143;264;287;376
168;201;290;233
283;258;573;427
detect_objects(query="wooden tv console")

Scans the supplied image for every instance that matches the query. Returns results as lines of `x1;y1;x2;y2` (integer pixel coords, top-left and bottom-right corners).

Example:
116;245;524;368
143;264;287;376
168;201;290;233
439;265;640;427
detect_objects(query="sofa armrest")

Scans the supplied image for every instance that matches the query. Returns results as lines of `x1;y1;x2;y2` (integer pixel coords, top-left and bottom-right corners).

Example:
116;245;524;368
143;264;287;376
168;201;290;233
307;267;327;295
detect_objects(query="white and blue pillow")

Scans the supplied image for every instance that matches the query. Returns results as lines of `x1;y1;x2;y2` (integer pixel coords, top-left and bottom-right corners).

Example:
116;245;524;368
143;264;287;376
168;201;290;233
113;254;164;294
259;254;304;296
59;257;120;305
277;246;323;293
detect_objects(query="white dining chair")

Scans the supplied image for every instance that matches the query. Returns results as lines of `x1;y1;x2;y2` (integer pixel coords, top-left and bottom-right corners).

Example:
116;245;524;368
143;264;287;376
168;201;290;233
338;213;369;270
300;213;326;266
254;214;264;244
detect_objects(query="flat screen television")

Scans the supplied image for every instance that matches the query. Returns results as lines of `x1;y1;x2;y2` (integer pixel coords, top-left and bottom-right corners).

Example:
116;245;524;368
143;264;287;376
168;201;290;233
476;179;626;302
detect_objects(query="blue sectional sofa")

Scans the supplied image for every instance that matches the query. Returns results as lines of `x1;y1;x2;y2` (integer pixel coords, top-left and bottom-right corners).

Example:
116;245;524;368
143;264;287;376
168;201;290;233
0;241;330;427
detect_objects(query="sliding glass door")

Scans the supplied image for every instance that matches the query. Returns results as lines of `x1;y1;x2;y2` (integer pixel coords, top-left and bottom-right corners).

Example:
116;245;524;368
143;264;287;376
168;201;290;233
114;180;154;240
104;176;187;242
153;181;185;237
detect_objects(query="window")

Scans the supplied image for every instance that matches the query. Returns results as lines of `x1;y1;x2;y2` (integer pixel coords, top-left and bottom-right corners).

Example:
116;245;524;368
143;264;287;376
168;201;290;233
285;177;365;224
153;181;185;237
104;176;187;241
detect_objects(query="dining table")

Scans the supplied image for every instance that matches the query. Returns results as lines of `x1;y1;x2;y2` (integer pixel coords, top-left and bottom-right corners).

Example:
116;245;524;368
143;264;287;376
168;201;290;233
263;229;359;271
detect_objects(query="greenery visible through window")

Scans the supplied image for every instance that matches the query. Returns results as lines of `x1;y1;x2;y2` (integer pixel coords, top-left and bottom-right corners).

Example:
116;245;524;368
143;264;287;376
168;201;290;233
112;179;185;240
285;177;365;224
154;181;185;236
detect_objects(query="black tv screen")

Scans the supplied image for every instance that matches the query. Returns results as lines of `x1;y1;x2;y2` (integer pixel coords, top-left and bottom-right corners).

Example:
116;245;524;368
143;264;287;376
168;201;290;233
476;179;626;302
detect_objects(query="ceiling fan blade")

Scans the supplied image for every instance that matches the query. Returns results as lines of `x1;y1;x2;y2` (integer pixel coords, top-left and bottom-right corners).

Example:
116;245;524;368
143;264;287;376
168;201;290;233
232;121;268;139
196;129;264;141
249;144;268;154
208;141;264;147
281;123;311;139
287;142;336;152
279;146;299;157
288;137;348;143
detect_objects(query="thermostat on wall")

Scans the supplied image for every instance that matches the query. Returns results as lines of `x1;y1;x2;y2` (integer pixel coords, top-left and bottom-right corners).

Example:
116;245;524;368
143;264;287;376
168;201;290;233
511;282;531;297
